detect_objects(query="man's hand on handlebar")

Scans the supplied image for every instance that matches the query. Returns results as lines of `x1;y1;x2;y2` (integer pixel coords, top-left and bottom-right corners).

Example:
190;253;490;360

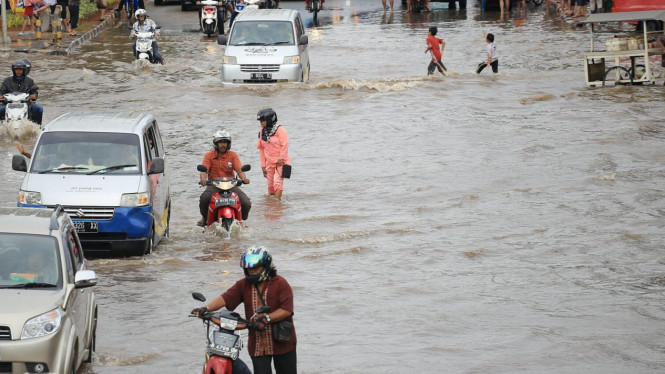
191;306;208;316
251;316;268;331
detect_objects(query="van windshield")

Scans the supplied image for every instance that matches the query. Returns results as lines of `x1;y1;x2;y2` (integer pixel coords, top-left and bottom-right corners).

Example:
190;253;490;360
0;234;62;289
229;21;295;46
30;132;142;174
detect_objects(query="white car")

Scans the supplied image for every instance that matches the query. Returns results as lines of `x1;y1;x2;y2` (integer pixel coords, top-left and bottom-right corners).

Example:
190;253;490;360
217;9;310;85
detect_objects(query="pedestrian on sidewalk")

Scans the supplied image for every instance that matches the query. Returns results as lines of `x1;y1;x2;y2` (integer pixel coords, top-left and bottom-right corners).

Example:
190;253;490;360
68;0;80;35
20;0;36;36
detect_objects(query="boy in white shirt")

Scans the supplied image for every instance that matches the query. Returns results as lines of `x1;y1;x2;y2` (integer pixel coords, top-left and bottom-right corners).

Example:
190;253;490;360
476;32;498;74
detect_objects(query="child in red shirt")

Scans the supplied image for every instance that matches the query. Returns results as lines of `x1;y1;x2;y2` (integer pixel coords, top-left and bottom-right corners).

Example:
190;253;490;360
425;26;446;76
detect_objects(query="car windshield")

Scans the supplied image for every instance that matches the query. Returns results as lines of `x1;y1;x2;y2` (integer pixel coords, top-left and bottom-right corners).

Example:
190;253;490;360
229;21;295;46
30;131;142;174
0;233;62;288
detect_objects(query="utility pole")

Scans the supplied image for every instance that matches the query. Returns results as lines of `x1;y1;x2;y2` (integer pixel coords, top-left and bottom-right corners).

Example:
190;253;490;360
1;0;11;45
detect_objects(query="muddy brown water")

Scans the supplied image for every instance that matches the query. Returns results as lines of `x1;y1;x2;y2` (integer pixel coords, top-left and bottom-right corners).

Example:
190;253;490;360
1;1;665;372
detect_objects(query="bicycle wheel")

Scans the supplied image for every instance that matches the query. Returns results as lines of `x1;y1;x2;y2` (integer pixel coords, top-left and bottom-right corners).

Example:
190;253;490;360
603;66;632;86
629;64;646;79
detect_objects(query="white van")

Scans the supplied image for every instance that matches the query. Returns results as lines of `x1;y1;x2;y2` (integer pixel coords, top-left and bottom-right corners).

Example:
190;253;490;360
217;9;310;85
12;112;171;257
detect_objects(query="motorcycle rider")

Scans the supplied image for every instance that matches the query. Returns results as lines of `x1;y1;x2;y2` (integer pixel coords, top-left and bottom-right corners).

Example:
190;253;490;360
192;246;297;374
305;0;323;10
0;59;43;126
130;9;165;65
198;130;251;227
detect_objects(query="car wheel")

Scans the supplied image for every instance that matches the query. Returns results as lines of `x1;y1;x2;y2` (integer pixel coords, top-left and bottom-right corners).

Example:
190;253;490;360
143;227;154;255
85;308;97;363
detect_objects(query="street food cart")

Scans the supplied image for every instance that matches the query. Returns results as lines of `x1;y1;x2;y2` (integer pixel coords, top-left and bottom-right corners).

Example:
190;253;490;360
579;10;665;87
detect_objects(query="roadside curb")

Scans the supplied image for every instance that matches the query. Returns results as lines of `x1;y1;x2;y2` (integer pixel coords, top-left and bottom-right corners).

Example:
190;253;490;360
64;12;119;55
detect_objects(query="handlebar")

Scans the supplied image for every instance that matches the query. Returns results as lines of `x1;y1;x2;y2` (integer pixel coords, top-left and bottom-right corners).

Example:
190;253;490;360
189;312;260;330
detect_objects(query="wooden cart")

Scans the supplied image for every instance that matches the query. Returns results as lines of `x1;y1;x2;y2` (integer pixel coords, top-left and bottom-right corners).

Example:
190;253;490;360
579;10;665;87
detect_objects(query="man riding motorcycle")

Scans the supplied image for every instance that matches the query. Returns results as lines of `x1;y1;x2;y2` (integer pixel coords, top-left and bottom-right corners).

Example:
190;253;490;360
130;9;165;65
0;59;43;126
198;130;252;227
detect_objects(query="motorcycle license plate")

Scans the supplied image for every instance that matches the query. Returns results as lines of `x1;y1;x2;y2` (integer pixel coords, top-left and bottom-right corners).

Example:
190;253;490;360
213;331;239;348
73;221;98;233
216;198;237;206
8;103;24;109
250;73;272;80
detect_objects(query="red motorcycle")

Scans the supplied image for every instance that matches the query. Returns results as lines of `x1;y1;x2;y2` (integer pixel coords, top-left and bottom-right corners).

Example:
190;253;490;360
197;164;251;232
190;292;269;374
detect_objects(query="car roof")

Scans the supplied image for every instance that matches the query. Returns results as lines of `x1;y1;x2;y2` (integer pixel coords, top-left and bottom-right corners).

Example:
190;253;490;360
42;112;154;135
0;207;63;236
236;8;300;22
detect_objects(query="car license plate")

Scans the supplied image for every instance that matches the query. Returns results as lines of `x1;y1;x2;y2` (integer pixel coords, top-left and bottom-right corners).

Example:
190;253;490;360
73;221;98;233
250;73;272;80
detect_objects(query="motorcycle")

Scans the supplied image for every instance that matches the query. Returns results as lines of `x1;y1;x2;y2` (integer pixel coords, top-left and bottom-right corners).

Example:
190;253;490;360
124;0;138;29
190;292;269;374
1;92;39;139
308;0;321;21
197;164;251;232
133;27;161;64
200;0;224;37
229;0;260;28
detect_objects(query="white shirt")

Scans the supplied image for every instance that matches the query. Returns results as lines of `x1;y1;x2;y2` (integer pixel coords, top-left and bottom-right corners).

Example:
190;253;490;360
486;42;498;62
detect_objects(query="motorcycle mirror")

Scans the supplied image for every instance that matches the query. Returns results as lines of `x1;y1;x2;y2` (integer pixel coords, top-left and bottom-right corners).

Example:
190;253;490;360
256;306;271;314
156;26;162;29
241;164;251;172
197;165;208;173
192;292;206;302
217;35;228;46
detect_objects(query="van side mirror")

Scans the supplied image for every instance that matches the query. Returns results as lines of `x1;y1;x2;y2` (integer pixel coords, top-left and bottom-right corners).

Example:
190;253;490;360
74;270;98;289
149;157;165;174
218;35;228;45
299;35;308;45
197;165;208;173
12;154;28;172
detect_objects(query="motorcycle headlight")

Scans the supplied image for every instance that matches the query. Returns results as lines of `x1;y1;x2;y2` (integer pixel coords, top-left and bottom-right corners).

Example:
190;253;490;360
18;190;42;205
120;192;150;207
283;56;300;64
223;56;237;65
21;308;62;340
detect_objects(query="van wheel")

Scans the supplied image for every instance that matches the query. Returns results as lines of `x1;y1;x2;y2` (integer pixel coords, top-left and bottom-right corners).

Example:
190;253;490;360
85;308;97;363
143;227;154;255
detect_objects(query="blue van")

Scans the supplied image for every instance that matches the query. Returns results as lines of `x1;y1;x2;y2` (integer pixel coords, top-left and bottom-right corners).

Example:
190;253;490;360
12;112;171;256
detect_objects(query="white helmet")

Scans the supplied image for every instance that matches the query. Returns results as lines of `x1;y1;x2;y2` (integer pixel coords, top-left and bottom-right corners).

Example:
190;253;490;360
135;9;147;18
213;130;232;151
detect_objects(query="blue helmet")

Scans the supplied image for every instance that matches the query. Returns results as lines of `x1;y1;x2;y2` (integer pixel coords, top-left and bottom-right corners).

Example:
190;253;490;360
240;245;274;284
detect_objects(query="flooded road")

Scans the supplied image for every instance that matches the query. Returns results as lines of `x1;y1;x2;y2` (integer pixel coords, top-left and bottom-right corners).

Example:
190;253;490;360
2;0;665;372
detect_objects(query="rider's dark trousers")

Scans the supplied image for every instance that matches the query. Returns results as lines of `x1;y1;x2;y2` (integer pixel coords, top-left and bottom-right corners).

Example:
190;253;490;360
250;349;297;374
199;185;251;221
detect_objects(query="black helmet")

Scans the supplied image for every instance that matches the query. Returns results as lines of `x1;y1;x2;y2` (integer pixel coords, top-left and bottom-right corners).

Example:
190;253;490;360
257;108;277;128
212;129;232;151
240;245;275;285
11;60;28;79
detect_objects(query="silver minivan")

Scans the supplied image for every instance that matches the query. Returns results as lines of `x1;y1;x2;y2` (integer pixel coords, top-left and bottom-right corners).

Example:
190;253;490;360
12;112;171;257
217;9;310;85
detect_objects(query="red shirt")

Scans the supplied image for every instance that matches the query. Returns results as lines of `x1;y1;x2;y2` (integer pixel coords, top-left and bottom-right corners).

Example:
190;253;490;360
222;276;297;356
427;36;443;61
201;149;241;180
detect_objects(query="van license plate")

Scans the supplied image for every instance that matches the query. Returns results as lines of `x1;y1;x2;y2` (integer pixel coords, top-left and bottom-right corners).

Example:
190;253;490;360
74;221;98;233
251;73;272;80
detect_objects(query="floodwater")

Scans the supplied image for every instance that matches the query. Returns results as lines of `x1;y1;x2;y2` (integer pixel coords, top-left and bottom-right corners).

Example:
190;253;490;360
2;0;665;372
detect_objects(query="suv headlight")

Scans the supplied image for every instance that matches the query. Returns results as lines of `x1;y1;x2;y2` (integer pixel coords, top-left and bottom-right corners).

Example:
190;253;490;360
283;56;300;64
18;190;42;205
120;192;150;207
222;56;237;65
22;308;62;339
